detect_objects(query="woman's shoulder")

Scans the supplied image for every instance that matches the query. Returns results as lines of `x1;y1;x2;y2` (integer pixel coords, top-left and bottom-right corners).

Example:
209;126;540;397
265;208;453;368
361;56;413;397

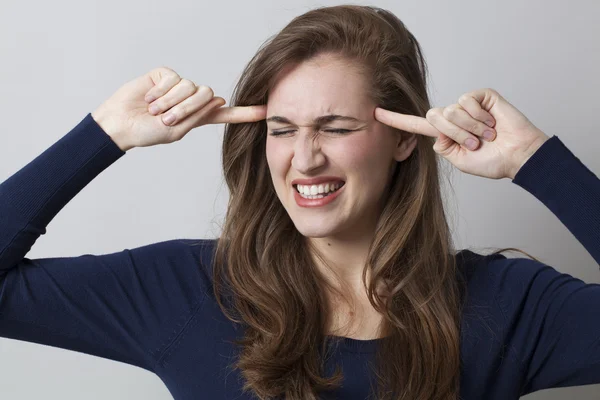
168;237;220;282
455;248;508;282
455;247;557;285
454;247;581;314
123;237;219;303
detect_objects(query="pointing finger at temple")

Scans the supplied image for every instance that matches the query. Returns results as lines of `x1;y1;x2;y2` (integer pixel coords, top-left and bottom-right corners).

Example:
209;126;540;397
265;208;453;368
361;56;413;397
207;104;267;124
374;107;439;138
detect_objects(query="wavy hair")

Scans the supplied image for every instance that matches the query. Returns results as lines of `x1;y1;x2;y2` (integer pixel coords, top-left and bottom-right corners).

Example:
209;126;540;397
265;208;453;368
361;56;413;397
208;5;539;399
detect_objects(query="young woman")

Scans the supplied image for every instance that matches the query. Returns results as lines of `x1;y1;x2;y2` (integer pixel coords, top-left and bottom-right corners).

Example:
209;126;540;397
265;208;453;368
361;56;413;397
1;5;598;400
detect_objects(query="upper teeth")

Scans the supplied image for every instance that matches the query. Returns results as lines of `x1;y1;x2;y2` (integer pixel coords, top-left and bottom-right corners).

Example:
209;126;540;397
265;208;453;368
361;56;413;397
296;182;343;195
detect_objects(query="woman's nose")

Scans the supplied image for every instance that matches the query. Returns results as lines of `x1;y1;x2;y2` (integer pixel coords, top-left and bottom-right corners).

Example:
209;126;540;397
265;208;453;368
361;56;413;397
291;131;326;173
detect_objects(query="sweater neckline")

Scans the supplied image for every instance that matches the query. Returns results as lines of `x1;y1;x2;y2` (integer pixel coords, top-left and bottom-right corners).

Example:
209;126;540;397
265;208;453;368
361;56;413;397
325;335;384;353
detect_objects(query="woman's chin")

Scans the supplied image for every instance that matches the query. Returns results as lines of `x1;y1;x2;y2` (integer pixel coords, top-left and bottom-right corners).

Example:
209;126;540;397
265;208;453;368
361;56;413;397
294;223;341;238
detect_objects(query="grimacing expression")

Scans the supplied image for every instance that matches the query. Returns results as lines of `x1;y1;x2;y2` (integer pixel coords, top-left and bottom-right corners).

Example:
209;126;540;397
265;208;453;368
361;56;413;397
265;53;411;239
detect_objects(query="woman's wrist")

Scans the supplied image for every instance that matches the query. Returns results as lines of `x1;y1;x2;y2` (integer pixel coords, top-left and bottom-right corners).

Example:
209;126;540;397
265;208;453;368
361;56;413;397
91;110;134;152
508;133;550;180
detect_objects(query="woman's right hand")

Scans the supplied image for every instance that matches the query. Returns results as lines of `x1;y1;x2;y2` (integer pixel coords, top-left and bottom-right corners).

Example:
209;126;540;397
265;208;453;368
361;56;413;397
91;67;267;151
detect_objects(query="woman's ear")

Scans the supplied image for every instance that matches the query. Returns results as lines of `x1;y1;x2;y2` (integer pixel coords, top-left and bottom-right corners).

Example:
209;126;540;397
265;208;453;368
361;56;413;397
393;130;418;162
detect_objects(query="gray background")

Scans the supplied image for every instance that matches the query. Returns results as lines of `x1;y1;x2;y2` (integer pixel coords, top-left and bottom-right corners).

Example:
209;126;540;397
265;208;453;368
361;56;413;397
0;0;598;398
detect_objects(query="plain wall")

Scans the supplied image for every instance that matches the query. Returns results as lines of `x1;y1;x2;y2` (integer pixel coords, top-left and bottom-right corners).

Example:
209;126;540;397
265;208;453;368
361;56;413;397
0;0;598;398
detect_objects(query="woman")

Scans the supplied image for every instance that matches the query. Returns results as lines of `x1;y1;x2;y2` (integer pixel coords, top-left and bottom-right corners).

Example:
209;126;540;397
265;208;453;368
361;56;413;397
1;5;598;400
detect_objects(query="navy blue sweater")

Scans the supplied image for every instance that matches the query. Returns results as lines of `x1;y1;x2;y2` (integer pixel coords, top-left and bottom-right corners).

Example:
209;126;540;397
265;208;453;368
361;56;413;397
1;113;599;399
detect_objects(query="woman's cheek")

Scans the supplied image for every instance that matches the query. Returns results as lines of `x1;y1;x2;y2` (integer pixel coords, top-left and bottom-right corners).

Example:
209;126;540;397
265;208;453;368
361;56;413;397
266;138;284;168
339;135;374;163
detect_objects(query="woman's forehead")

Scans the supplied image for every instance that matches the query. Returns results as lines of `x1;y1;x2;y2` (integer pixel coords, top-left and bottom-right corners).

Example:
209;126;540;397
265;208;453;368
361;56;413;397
267;78;370;119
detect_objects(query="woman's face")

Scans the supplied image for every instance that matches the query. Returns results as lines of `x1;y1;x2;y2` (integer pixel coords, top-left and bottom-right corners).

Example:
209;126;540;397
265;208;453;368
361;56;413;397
265;53;412;240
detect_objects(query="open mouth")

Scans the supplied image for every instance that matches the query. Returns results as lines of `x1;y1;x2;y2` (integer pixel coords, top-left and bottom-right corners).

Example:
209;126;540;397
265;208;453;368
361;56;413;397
293;181;346;197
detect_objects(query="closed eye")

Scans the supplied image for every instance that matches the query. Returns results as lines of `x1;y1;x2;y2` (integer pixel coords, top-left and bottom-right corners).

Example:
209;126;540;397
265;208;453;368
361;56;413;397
269;129;351;137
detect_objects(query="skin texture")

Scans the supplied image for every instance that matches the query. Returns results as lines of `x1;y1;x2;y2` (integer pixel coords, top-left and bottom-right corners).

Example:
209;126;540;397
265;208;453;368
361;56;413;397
265;53;417;297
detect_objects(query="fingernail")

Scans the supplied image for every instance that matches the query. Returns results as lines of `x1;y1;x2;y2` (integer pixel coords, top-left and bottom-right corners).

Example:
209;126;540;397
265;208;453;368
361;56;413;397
145;94;156;103
485;120;495;128
149;105;160;115
163;113;176;125
483;130;495;141
465;138;478;150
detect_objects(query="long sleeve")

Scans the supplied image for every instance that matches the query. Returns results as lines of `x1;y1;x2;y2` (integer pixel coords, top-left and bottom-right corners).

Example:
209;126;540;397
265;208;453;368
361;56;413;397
512;135;600;265
0;114;127;270
0;114;208;373
492;135;600;395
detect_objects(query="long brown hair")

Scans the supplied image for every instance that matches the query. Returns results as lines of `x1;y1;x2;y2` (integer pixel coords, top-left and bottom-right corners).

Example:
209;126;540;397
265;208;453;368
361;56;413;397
207;5;540;399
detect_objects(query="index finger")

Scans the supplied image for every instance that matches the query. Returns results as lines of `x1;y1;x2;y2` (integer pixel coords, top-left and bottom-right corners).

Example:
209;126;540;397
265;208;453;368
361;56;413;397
374;107;439;138
206;105;267;124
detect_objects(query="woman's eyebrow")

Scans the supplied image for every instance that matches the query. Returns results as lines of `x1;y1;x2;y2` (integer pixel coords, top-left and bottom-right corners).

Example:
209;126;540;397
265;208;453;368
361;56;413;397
266;114;364;124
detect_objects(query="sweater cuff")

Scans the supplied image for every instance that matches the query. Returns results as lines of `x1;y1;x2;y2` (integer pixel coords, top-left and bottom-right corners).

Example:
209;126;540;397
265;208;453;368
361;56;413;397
512;135;578;193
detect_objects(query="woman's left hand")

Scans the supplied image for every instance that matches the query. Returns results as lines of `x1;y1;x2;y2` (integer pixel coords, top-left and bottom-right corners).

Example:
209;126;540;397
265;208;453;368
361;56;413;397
374;88;550;180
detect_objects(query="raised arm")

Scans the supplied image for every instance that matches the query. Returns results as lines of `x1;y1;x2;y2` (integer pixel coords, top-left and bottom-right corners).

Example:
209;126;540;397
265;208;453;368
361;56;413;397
477;136;600;395
0;67;266;372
